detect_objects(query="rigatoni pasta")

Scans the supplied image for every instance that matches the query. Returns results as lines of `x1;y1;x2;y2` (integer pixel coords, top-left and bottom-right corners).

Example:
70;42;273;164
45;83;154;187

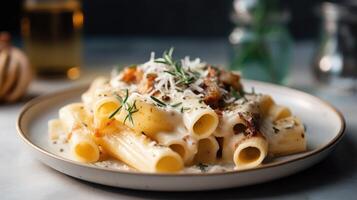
58;103;100;163
48;49;307;173
194;136;219;164
154;132;198;165
96;128;183;173
261;116;306;156
93;96;121;131
182;103;218;139
222;133;268;170
70;129;100;163
268;104;292;122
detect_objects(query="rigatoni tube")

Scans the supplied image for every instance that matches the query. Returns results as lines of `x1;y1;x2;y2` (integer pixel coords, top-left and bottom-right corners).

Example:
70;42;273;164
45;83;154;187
93;96;121;132
97;129;184;173
223;133;268;170
261;116;306;156
154;132;198;165
182;101;218;139
70;129;100;163
268;104;292;122
59;103;100;163
193;136;219;164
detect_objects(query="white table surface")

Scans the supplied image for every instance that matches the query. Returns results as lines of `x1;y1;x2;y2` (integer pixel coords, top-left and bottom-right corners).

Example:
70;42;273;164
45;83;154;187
1;38;357;199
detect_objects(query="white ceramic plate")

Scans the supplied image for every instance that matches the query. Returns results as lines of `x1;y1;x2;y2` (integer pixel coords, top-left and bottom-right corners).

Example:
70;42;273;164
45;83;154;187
17;80;345;191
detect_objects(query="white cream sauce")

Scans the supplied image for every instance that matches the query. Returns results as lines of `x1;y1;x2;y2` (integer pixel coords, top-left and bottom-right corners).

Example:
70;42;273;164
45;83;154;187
50;140;236;173
49;54;265;174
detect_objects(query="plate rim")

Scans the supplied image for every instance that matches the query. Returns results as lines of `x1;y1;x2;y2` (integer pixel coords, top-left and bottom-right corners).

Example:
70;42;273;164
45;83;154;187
16;80;346;177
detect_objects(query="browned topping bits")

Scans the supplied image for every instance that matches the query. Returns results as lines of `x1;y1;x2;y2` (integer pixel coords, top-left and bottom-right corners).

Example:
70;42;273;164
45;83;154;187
121;66;140;83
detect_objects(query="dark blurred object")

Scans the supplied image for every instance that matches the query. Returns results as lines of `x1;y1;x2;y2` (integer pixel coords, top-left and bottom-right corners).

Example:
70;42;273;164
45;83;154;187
312;1;357;92
21;0;82;80
229;0;292;84
83;0;232;37
0;0;324;40
0;32;32;103
0;32;11;49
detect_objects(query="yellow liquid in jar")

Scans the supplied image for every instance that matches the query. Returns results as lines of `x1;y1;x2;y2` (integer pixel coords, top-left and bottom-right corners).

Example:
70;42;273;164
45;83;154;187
21;1;83;79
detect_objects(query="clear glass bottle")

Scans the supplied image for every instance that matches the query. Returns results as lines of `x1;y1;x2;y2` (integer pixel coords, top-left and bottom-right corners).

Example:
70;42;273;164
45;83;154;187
312;2;357;93
21;0;83;79
229;0;292;84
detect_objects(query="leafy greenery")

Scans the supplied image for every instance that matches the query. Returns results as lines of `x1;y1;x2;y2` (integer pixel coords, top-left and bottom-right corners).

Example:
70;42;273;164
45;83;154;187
230;0;290;84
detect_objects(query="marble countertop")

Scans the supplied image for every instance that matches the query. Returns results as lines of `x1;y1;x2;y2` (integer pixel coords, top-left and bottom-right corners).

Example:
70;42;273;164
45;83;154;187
1;38;357;199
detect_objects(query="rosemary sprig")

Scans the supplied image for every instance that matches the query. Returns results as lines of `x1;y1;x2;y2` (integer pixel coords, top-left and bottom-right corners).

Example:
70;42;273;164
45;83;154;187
123;100;139;125
231;86;257;101
230;86;248;101
108;106;121;119
121;89;130;104
180;106;190;113
231;89;242;99
109;89;139;125
150;96;167;107
155;48;198;86
155;48;175;65
170;102;182;108
108;89;129;119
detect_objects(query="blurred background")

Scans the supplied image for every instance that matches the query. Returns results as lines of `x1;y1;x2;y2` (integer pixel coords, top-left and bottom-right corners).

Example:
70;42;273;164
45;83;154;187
0;0;357;102
2;1;357;198
0;0;322;39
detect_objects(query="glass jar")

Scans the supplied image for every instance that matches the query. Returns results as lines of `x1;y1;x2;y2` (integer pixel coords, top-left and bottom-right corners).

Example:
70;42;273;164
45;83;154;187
312;2;357;93
229;0;292;84
21;0;83;79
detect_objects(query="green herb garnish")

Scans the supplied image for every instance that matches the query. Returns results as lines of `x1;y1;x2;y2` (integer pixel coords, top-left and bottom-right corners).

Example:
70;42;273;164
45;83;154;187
231;89;242;99
155;47;175;66
180;107;190;113
108;89;129;119
171;102;182;108
150;96;167;107
123;100;139;125
108;89;139;125
155;48;198;86
108;106;121;119
231;86;249;101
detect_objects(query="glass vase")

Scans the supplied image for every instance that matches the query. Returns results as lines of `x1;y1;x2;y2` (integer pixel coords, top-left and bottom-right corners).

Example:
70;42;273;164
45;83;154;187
229;0;292;84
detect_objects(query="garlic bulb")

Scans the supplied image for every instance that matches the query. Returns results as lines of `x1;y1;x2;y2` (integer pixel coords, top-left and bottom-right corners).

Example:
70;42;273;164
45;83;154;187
0;32;32;103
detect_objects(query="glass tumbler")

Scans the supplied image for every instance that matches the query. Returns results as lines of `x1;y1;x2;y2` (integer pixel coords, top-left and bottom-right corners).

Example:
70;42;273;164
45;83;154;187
21;0;83;79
